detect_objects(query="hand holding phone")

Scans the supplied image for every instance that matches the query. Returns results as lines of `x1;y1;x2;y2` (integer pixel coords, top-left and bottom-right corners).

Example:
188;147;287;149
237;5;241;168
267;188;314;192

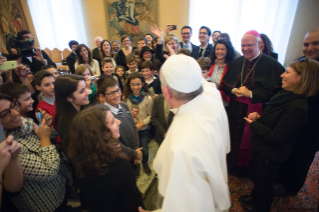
0;61;17;71
37;111;42;127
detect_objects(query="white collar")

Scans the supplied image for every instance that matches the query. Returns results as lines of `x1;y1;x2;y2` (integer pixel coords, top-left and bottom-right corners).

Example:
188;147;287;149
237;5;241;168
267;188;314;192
247;51;261;61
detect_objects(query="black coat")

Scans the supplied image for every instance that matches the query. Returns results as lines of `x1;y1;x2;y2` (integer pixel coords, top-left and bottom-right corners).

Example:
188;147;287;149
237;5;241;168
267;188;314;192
92;47;100;61
151;95;174;144
77;159;144;211
66;52;76;74
115;47;137;70
20;50;56;73
250;90;308;163
191;43;213;60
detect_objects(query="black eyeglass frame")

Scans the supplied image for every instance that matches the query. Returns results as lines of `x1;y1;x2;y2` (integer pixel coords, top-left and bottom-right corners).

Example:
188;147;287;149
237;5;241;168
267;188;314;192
0;99;20;119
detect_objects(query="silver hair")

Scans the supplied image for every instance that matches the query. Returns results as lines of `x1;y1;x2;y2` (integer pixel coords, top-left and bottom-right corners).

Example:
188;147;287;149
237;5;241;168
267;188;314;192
95;37;103;41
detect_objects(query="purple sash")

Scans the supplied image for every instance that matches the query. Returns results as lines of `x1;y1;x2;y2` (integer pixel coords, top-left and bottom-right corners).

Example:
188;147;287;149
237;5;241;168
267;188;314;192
234;97;263;167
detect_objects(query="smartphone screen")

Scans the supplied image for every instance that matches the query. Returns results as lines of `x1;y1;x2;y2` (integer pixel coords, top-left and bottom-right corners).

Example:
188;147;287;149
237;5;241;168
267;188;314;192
0;123;6;143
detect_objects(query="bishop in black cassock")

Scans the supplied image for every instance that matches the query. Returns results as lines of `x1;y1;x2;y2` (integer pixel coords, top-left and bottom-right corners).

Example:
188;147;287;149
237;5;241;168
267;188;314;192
221;30;284;177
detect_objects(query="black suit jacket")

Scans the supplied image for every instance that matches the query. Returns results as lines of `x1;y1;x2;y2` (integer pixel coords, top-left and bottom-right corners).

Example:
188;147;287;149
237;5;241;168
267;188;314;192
21;50;56;73
179;41;197;53
151;95;174;145
66;52;77;74
92;47;100;61
191;43;213;59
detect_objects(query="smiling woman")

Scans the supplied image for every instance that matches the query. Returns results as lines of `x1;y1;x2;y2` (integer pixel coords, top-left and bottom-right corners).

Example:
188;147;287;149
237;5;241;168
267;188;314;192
0;93;68;211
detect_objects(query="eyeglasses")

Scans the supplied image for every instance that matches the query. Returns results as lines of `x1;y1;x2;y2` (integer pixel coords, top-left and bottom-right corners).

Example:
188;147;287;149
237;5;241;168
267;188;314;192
181;33;191;35
105;88;121;97
241;42;258;48
0;99;20;119
199;32;208;35
130;83;142;87
122;40;130;42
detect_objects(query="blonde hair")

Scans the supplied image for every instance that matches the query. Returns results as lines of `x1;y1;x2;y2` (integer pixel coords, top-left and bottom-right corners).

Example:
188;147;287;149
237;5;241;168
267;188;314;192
290;59;319;97
75;64;92;76
164;34;179;53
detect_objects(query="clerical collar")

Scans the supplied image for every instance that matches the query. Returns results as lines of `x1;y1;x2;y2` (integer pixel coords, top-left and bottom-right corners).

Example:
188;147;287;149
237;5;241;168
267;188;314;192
170;93;204;116
248;51;261;61
42;96;55;106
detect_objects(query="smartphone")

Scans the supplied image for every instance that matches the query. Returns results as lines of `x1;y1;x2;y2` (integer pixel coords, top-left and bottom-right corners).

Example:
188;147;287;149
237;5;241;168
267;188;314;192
37;111;42;126
0;61;17;71
168;25;177;30
88;76;96;81
21;49;35;57
0;123;6;144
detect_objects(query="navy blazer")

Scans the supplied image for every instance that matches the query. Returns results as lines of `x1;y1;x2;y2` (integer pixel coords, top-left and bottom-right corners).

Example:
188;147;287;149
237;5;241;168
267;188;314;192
191;43;213;59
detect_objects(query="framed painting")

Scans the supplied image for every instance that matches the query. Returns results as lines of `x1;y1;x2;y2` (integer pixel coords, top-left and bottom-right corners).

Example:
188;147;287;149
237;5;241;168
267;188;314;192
0;0;29;48
105;0;158;46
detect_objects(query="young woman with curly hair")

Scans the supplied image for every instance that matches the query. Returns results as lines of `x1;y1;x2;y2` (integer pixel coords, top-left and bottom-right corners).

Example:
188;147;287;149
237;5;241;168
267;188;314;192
67;104;144;211
74;44;101;77
259;33;278;60
209;38;236;105
123;72;153;175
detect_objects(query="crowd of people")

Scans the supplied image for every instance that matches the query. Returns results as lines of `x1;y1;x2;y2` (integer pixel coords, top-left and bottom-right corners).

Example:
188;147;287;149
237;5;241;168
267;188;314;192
0;24;318;212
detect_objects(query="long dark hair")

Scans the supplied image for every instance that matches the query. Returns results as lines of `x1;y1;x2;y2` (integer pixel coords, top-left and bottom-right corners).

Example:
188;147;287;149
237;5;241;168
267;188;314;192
210;38;235;64
100;40;112;59
55;75;85;124
75;44;93;66
67;104;127;177
260;33;274;56
123;72;149;102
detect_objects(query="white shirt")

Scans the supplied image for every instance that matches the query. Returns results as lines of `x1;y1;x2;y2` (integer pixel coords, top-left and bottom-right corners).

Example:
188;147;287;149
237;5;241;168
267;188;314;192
104;101;121;115
153;79;231;212
181;42;192;53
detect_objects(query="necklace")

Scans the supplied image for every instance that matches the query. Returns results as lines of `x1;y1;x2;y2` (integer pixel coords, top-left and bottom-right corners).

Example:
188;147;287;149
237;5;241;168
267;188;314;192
240;54;262;86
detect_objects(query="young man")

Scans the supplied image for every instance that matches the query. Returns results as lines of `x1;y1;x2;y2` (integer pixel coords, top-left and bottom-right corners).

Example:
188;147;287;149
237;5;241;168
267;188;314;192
197;57;212;82
133;49;141;64
192;26;213;59
66;40;79;74
140;61;161;98
138;38;148;50
125;54;139;78
41;65;59;80
0;82;34;119
97;76;142;175
34;70;57;129
101;58;123;91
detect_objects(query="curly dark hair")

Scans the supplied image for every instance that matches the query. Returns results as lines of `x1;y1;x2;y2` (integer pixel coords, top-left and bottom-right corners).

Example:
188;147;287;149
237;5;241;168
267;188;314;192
209;38;236;64
123;72;149;102
67;104;128;177
260;33;274;56
75;44;93;66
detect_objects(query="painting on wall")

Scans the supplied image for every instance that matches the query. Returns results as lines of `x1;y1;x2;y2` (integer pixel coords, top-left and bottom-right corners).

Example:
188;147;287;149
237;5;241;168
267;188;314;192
105;0;158;47
0;0;29;49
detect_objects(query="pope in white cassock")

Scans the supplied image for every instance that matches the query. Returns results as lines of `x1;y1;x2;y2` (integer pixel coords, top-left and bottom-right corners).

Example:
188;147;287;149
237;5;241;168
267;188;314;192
139;55;231;212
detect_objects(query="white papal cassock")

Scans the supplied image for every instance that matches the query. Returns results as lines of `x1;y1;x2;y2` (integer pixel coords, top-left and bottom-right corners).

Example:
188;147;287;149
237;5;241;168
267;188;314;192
153;79;231;212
